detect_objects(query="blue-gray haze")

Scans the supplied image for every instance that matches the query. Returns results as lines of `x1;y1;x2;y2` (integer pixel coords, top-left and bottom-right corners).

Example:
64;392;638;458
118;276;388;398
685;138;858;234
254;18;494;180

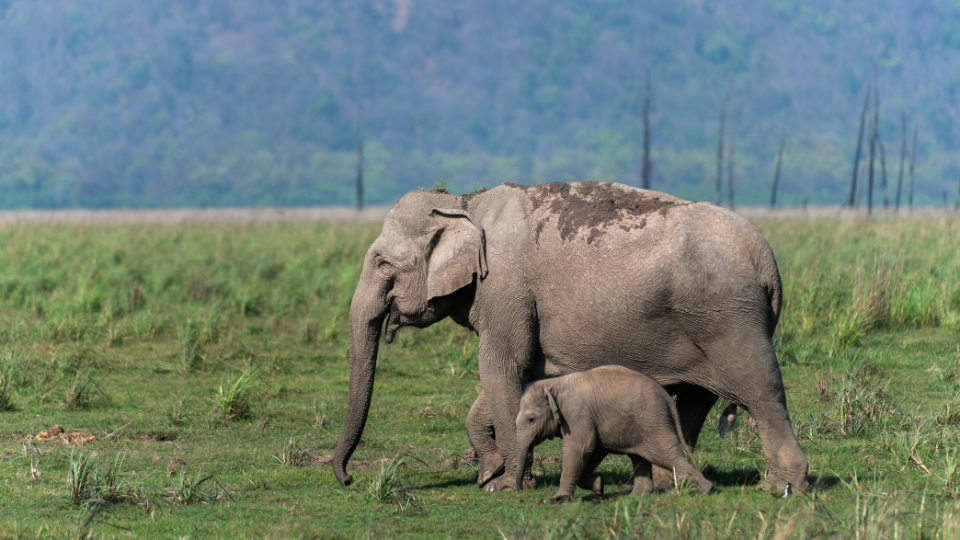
0;1;955;208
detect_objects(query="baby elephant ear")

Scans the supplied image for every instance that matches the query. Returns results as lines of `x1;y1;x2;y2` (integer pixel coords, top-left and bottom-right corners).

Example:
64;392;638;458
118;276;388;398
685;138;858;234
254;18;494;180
544;387;562;424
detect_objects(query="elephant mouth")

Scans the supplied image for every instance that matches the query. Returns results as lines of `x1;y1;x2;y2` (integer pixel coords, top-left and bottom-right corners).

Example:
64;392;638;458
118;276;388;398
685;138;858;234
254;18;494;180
383;297;401;344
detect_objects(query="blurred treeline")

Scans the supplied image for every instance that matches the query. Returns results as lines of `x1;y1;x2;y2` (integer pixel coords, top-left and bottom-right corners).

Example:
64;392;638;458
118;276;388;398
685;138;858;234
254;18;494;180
0;0;957;209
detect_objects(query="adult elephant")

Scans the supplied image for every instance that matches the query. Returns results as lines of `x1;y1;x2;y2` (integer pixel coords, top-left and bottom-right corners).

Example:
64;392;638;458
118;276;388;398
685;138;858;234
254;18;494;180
332;181;808;492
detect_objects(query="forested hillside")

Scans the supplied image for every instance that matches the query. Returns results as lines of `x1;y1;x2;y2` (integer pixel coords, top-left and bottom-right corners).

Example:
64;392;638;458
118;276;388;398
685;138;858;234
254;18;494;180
0;0;957;208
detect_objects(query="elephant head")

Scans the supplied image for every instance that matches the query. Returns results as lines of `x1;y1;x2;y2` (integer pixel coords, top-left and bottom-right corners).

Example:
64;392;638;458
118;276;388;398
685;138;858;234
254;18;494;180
515;384;565;491
333;191;488;487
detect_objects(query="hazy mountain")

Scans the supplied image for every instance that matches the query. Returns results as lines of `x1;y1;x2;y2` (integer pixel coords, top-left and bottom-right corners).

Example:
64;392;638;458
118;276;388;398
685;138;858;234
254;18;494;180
0;0;957;208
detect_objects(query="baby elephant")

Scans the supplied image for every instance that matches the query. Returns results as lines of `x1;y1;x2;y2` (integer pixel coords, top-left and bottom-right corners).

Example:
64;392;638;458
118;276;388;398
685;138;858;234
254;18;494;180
515;365;713;503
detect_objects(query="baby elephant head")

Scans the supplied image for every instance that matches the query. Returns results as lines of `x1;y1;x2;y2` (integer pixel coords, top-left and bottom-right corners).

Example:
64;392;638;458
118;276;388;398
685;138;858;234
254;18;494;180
515;384;564;490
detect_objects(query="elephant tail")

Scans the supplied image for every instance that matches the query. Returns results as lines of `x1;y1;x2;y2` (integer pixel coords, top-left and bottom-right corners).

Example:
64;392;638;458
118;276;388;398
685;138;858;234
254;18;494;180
717;403;738;438
670;402;698;468
755;238;783;338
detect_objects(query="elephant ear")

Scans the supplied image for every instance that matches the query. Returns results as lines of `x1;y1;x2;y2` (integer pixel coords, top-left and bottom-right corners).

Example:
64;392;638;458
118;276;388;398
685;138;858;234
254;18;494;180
427;208;488;300
544;387;562;425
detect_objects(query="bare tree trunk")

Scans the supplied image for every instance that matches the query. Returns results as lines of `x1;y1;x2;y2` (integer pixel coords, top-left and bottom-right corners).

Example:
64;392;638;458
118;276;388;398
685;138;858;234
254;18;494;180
714;99;726;206
848;85;871;208
879;136;888;212
770;137;785;209
896;113;906;213
867;123;876;215
641;68;652;190
727;113;738;211
355;107;364;213
909;127;917;215
866;79;879;215
956;173;960;212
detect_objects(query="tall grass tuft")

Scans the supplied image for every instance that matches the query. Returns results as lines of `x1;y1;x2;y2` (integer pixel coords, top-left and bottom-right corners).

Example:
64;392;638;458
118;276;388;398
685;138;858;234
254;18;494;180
62;368;108;411
851;253;895;328
941;449;960;491
366;453;418;513
216;366;260;420
69;505;101;540
169;468;216;505
0;360;13;411
177;320;204;373
819;355;891;437
65;449;99;505
272;434;315;467
65;449;131;506
165;392;192;426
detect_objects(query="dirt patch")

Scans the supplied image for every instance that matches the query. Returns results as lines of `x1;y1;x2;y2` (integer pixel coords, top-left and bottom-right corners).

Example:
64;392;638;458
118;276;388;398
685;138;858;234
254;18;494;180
312;455;334;467
25;425;97;445
167;457;187;477
506;181;687;244
131;432;177;442
312;455;394;469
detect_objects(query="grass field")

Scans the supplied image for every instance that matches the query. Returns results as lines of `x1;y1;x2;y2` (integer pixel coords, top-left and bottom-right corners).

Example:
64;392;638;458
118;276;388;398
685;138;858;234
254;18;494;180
1;215;960;539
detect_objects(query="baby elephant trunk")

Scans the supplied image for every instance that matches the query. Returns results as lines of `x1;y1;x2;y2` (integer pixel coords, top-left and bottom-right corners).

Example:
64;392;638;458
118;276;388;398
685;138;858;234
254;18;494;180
516;437;533;491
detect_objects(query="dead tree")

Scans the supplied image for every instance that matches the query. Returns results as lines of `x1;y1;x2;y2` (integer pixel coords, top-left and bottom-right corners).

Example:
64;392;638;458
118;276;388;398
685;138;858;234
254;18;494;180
714;99;726;206
866;80;879;215
909;127;917;214
954;172;960;212
641;68;652;190
727;112;738;211
879;137;889;211
895;112;906;212
355;106;364;212
770;137;785;209
848;84;872;208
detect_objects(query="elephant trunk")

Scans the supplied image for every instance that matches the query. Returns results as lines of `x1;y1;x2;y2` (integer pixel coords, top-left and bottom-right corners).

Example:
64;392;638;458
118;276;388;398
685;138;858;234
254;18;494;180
516;436;533;491
333;282;391;488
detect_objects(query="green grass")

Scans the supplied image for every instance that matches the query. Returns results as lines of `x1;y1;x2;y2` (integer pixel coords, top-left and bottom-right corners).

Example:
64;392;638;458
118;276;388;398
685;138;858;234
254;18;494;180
0;217;959;538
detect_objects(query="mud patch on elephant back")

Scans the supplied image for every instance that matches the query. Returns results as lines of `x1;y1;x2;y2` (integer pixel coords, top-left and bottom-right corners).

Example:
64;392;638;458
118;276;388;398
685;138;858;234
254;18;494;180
525;182;688;243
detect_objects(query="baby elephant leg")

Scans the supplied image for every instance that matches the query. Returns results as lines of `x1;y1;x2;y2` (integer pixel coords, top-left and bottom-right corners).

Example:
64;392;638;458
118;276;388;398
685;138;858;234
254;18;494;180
547;437;595;504
651;450;713;495
629;455;655;496
676;461;713;495
577;450;607;497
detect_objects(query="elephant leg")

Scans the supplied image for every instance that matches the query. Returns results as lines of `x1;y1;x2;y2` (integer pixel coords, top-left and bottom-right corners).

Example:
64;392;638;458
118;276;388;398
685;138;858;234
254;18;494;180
710;335;809;492
652;387;717;489
548;433;595;503
645;445;714;496
478;327;537;492
577;450;607;497
743;400;807;492
465;390;504;487
628;455;654;496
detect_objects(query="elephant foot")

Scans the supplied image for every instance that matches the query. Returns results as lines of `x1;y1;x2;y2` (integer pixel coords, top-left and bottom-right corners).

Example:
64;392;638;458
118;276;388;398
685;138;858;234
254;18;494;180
540;494;578;504
759;472;808;494
696;479;714;495
578;473;603;497
476;455;505;488
652;465;675;490
483;472;536;492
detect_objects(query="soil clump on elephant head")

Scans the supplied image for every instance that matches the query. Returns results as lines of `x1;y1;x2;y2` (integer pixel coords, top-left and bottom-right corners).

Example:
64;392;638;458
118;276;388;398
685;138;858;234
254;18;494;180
506;181;688;244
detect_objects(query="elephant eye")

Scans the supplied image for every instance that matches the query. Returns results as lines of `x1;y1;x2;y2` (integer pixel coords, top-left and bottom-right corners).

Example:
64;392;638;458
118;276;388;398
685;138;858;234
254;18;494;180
376;258;395;277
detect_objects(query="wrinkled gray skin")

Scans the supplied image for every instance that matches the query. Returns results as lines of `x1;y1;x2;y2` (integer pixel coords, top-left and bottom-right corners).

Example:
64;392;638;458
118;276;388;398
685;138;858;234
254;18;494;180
332;181;808;493
516;366;714;503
